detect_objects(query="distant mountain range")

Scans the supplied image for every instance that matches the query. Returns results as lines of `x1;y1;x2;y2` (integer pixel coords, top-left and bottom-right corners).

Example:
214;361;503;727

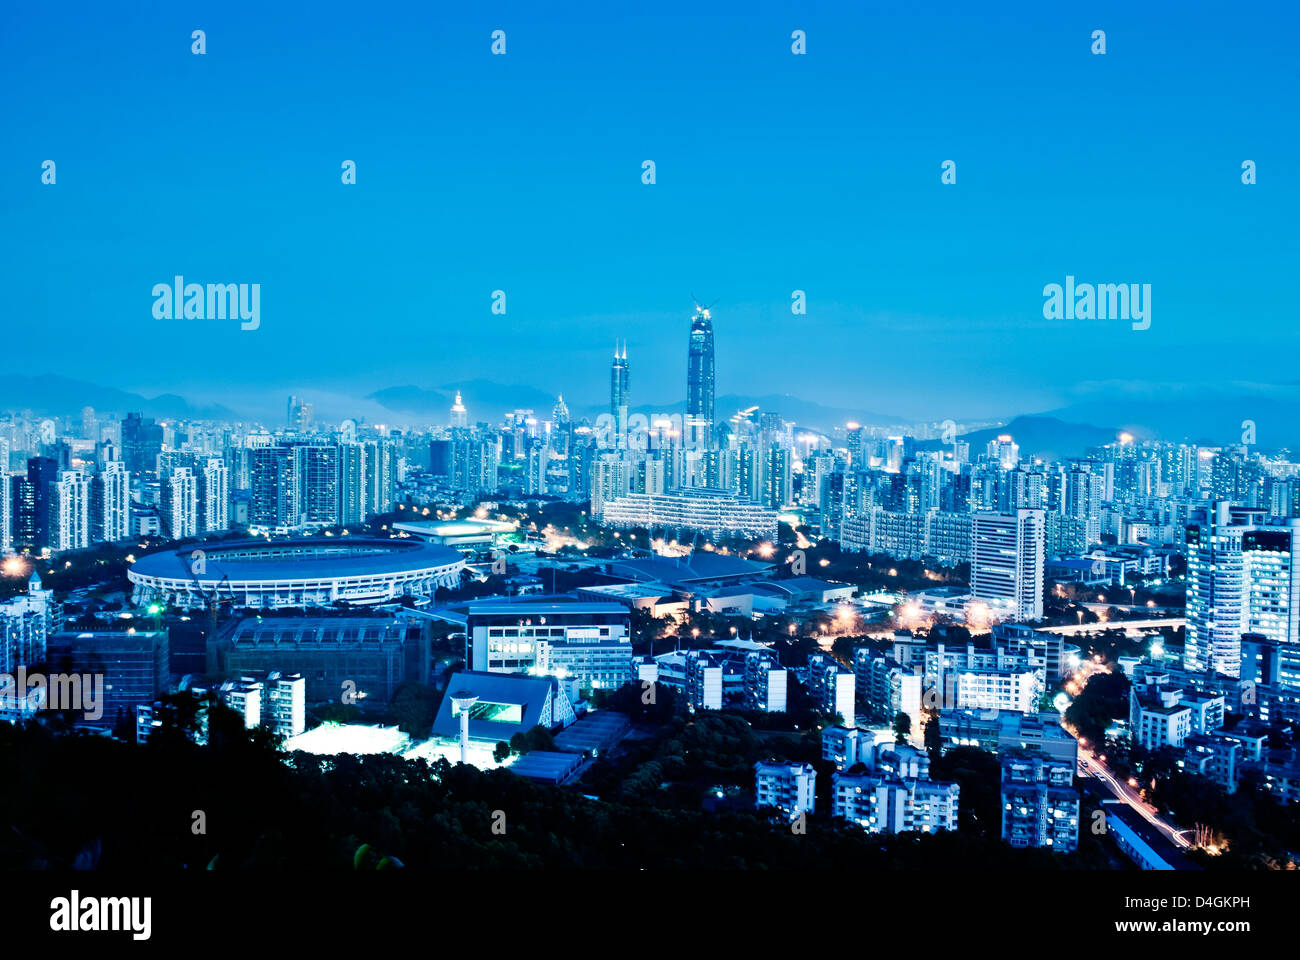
367;380;561;421
1040;383;1297;448
11;375;1300;453
0;375;235;421
918;416;1123;461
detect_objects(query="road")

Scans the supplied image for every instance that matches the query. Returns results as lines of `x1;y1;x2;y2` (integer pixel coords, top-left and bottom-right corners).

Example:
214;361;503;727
1042;617;1184;637
1076;743;1193;849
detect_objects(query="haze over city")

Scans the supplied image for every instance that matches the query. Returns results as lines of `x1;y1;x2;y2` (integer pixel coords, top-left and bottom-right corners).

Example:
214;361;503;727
4;1;1298;427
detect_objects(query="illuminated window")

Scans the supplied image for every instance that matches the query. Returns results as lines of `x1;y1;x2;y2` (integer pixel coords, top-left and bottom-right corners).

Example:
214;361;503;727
451;700;523;724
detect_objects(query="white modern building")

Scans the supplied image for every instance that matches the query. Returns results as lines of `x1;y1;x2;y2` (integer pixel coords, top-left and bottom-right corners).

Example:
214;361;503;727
1184;502;1300;678
53;470;92;552
1128;676;1226;750
0;573;56;677
805;653;856;723
202;457;229;532
600;487;779;540
971;509;1045;621
163;466;199;539
755;761;816;821
952;667;1041;714
832;771;960;835
96;461;131;543
641;647;788;713
467;601;633;691
822;725;873;770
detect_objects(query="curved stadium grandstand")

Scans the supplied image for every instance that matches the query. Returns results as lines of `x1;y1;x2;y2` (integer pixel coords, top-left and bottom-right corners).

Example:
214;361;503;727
127;538;466;611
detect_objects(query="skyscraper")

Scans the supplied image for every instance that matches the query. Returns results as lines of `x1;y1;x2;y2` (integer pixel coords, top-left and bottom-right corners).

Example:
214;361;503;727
450;391;468;429
287;395;314;432
120;413;163;476
686;303;715;449
610;343;629;413
26;456;59;550
0;463;10;555
363;439;398;516
610;343;629;448
9;474;35;553
971;509;1046;621
339;441;367;524
249;445;291;528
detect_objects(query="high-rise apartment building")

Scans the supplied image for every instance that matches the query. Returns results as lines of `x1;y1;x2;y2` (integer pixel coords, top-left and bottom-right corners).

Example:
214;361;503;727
162;467;199;539
971;509;1045;621
92;460;131;543
1184;502;1300;679
200;457;229;531
0;466;10;555
52;470;91;551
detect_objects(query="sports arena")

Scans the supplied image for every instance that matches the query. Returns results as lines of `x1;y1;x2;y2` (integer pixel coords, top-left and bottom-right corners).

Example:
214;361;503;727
128;538;466;611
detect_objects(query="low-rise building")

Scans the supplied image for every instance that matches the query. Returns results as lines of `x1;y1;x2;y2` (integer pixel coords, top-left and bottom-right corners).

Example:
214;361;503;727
821;725;871;770
937;709;1078;766
755;761;816;821
804;653;856;723
1128;677;1225;750
1180;733;1243;792
640;647;788;713
1000;752;1079;853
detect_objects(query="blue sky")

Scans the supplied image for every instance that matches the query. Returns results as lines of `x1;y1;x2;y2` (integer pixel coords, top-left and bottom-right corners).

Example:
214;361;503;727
2;0;1297;422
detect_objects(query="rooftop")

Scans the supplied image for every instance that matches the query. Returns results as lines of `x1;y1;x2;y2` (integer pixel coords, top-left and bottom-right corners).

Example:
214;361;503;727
131;537;463;581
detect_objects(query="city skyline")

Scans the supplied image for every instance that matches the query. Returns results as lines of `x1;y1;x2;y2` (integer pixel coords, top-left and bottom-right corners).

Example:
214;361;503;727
5;0;1300;909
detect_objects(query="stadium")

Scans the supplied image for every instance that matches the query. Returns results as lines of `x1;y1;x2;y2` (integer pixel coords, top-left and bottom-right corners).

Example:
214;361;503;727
127;538;466;611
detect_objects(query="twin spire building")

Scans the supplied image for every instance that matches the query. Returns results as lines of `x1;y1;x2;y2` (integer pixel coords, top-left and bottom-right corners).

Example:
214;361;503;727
609;301;717;450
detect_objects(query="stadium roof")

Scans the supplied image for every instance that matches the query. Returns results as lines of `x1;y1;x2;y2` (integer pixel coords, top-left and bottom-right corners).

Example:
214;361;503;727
222;617;417;645
755;577;847;596
131;538;462;581
606;551;773;585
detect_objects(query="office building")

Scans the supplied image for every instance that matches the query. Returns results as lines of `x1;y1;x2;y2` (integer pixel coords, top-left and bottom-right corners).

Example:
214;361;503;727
45;629;169;731
686;304;716;449
467;601;632;692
